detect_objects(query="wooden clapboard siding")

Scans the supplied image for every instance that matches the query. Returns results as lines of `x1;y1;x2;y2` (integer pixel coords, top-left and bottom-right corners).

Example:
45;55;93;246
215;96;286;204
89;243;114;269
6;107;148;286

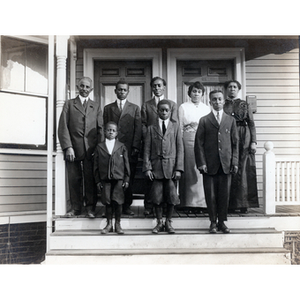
0;154;55;213
246;48;300;204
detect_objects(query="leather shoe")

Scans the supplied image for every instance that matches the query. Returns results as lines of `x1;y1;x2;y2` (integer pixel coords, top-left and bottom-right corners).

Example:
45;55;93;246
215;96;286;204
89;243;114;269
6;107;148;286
101;222;113;234
209;222;217;234
152;220;164;234
87;210;96;218
65;210;80;218
165;219;175;234
115;222;124;234
217;222;230;233
123;208;134;215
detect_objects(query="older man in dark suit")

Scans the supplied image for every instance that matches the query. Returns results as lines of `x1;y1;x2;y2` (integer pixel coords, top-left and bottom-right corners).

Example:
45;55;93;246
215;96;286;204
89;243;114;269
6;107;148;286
194;90;238;234
103;79;142;215
58;77;103;218
141;76;178;215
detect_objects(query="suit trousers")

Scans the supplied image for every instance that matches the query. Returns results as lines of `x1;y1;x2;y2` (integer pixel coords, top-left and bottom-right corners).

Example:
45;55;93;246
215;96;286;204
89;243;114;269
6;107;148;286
66;156;97;212
203;167;231;223
144;179;154;211
149;178;180;206
101;180;124;205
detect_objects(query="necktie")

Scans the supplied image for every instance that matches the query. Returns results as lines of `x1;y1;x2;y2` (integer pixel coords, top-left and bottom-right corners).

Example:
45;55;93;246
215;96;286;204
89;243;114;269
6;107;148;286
119;102;123;112
83;99;87;111
162;120;166;135
216;111;220;124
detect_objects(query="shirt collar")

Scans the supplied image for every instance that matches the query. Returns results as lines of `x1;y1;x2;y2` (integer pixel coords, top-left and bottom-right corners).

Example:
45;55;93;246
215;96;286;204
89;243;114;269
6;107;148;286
212;109;223;117
79;95;90;104
105;138;115;144
159;117;169;127
117;99;127;105
155;95;164;103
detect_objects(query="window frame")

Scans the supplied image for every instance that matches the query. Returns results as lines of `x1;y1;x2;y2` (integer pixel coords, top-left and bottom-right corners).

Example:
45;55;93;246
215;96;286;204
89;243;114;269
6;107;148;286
0;35;49;151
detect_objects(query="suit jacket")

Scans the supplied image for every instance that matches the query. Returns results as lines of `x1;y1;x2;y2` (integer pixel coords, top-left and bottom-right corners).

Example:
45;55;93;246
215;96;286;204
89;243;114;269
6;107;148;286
143;119;184;179
103;100;142;159
194;111;239;175
141;98;178;139
58;96;103;160
94;140;130;183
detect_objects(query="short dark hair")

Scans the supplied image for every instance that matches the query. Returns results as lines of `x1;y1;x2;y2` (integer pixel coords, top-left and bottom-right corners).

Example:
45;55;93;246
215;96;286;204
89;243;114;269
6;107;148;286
150;76;166;87
157;99;171;109
105;121;118;130
115;79;129;89
209;90;224;100
224;80;242;90
188;81;205;97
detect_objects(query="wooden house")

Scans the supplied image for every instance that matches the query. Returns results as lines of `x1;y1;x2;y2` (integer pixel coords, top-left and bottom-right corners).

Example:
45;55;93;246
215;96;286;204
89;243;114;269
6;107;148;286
0;35;299;264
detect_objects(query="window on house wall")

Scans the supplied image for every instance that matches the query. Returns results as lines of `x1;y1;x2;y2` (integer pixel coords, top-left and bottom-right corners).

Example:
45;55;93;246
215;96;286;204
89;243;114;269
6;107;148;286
0;36;48;149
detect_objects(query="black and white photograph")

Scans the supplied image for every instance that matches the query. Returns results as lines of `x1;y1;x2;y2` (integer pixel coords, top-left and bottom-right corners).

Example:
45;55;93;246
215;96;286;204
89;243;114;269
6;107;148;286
0;2;299;299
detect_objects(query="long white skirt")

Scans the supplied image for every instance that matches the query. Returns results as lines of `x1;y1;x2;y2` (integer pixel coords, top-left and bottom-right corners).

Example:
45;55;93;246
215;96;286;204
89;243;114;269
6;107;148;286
179;131;206;208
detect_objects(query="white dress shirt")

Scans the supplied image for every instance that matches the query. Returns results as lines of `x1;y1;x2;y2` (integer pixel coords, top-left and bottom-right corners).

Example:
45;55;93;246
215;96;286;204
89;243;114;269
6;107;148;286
79;95;89;105
155;95;164;106
117;99;127;110
212;109;223;123
105;138;115;155
158;118;169;133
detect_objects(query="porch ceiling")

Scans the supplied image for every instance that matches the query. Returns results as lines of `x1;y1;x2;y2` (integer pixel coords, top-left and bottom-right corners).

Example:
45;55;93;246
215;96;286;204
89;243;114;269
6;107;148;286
73;35;299;61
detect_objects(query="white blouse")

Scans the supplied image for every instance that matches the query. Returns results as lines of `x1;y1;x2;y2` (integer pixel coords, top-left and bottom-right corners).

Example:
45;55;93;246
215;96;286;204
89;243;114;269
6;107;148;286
178;101;211;132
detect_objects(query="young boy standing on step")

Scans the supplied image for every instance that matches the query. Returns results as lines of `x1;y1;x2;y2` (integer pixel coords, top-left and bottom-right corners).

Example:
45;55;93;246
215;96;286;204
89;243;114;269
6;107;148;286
143;100;184;234
94;121;130;234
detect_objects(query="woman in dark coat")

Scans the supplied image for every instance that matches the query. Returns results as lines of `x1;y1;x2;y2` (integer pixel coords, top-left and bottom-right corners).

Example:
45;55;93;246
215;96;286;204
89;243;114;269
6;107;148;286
223;80;259;213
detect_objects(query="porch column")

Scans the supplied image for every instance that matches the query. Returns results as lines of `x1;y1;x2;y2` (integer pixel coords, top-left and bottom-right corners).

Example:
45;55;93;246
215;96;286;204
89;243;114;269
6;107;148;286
263;141;276;214
55;35;70;215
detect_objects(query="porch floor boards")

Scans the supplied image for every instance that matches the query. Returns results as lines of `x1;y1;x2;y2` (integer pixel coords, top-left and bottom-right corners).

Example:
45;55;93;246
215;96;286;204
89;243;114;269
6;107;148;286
57;201;300;219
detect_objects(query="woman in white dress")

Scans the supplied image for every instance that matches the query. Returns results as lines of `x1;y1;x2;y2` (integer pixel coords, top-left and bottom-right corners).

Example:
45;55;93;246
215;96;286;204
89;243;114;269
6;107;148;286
178;81;211;212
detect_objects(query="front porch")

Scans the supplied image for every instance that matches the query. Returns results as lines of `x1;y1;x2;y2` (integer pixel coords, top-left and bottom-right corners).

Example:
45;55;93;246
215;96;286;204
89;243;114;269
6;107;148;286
43;202;300;265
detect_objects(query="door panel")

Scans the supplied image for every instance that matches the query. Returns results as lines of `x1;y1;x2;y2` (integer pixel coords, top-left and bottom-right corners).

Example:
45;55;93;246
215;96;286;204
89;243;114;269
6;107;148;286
177;60;234;106
94;60;152;110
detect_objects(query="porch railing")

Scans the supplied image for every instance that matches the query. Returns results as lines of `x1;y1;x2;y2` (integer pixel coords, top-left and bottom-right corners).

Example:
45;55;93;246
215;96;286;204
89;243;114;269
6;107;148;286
263;141;300;214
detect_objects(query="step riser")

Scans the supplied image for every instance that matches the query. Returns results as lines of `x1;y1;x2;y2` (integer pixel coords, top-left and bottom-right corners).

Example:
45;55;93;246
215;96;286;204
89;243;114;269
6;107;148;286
49;233;283;250
54;217;300;231
55;219;264;231
44;252;291;265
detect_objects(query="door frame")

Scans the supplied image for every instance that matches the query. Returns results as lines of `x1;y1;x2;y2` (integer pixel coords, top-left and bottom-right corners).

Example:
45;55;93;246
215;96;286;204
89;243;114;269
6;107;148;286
83;48;163;100
167;48;246;102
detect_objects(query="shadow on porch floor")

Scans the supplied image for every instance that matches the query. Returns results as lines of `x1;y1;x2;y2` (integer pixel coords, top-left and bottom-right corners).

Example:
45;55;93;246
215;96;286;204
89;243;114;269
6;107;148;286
61;198;300;219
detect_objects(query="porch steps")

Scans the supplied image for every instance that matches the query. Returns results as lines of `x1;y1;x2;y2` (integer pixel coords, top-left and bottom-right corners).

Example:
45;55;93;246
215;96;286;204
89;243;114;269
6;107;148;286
44;217;291;264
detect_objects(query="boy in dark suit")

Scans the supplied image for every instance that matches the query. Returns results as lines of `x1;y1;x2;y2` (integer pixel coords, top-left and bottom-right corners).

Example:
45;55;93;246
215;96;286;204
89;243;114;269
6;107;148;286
143;100;184;234
141;77;178;216
194;90;239;234
103;79;142;216
94;122;130;234
58;77;103;218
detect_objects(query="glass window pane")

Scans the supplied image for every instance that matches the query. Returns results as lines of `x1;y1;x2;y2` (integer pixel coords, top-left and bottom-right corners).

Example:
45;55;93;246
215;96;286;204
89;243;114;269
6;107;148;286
0;92;46;145
1;36;48;94
1;37;25;91
26;43;48;94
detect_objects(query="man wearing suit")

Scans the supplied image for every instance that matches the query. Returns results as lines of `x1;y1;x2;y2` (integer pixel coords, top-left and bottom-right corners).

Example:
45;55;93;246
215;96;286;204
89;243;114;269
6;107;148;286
141;76;178;215
194;90;238;234
103;79;142;215
58;77;103;218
